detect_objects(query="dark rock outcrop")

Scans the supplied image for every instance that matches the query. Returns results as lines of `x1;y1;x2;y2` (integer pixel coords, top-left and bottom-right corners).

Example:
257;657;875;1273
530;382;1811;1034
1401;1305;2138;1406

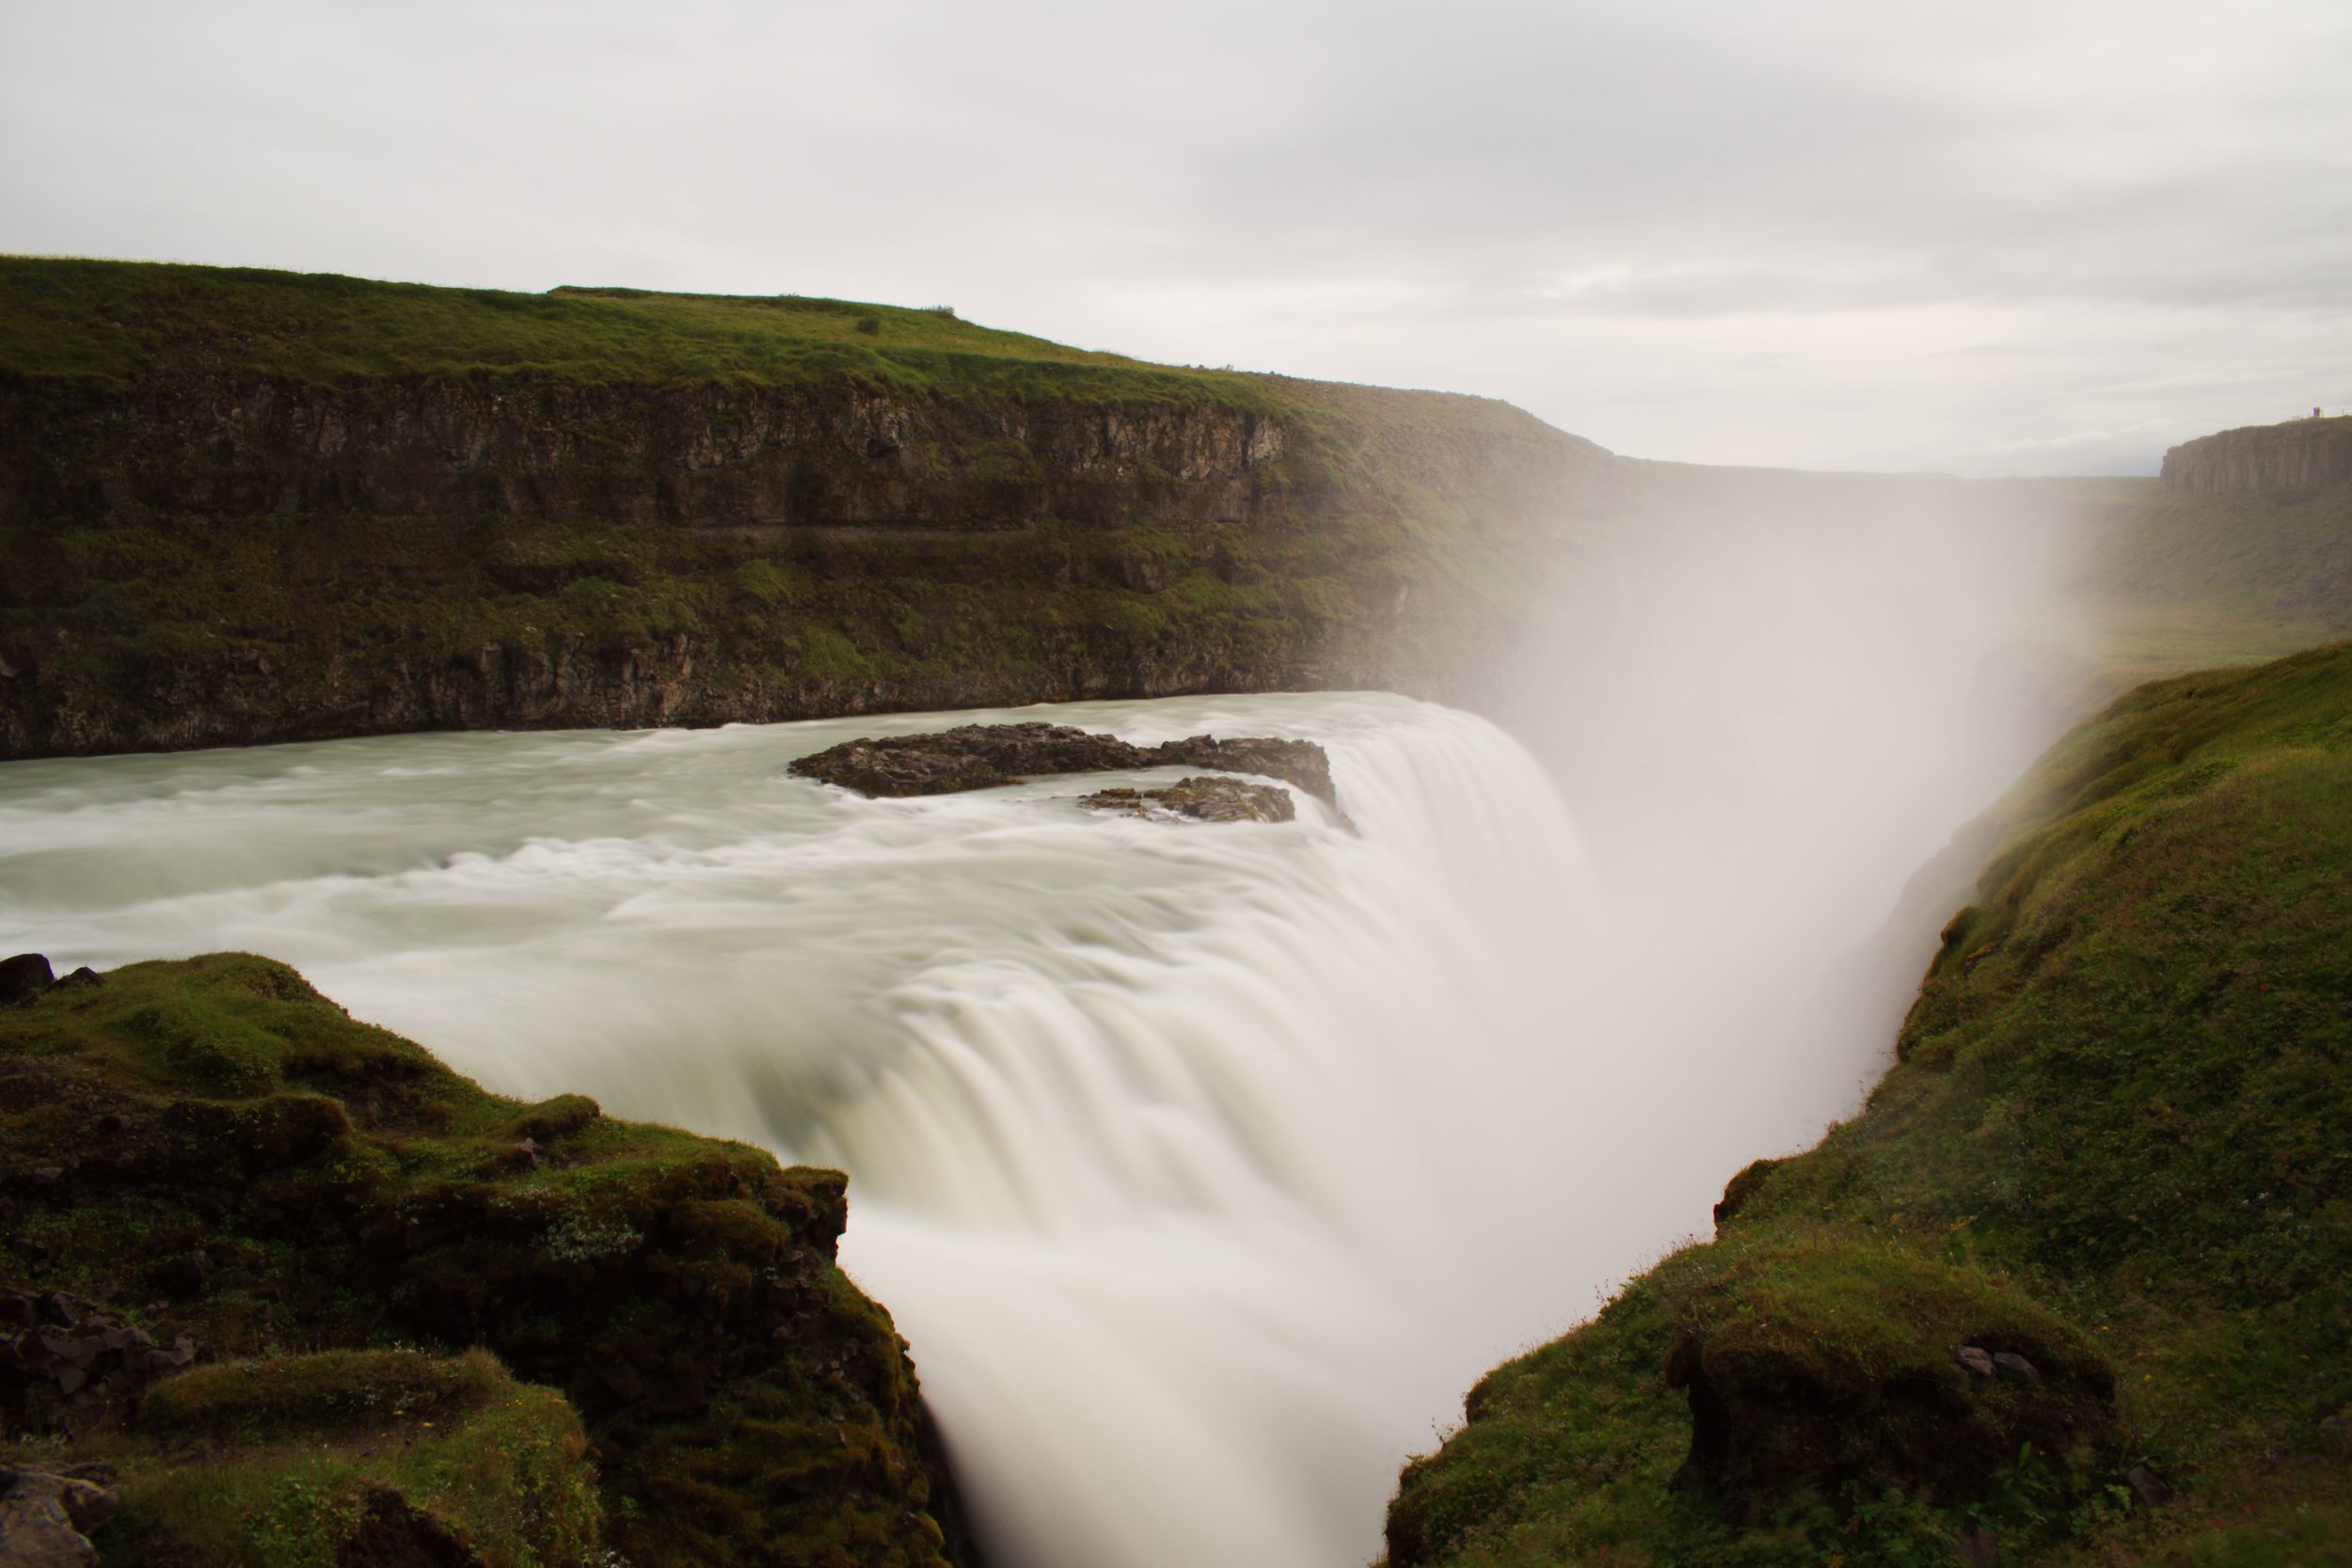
0;1287;194;1437
0;952;976;1568
1661;1251;2119;1523
1;372;1293;538
789;721;1336;804
1709;1157;1780;1230
2160;415;2352;493
1078;776;1296;824
0;953;54;1007
0;1463;118;1568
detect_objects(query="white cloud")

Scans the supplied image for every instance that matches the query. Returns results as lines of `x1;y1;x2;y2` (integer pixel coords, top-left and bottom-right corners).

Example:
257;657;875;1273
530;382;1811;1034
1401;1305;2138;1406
4;0;2346;472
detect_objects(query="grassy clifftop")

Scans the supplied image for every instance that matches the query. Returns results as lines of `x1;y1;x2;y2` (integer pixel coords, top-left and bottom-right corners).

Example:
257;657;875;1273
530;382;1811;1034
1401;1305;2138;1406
1385;640;2352;1566
0;257;1612;759
0;257;1278;409
0;952;972;1568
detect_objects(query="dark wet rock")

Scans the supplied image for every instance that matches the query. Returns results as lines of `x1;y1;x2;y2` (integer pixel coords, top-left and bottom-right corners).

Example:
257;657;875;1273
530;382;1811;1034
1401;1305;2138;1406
341;1484;482;1568
0;954;54;1006
1669;1324;2114;1522
1079;776;1296;824
1955;1521;2002;1566
1660;1250;2118;1524
790;721;1337;804
1953;1344;1997;1379
49;968;103;992
0;1287;190;1441
151;1250;215;1297
1993;1351;2042;1385
2126;1463;2174;1509
1156;735;1335;803
1711;1157;1781;1230
0;1465;118;1568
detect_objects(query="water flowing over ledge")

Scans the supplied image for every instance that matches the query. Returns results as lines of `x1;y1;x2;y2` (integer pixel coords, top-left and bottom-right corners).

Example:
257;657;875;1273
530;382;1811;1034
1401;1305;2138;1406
0;691;1629;1568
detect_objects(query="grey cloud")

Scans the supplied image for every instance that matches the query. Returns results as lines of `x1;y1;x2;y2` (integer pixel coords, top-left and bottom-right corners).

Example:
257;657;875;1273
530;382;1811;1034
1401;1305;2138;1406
2;0;2347;473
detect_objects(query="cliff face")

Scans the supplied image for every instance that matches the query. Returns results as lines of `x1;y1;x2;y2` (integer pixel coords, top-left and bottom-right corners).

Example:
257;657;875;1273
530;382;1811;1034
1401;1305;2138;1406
0;259;1618;760
2158;414;2352;492
1;372;1292;534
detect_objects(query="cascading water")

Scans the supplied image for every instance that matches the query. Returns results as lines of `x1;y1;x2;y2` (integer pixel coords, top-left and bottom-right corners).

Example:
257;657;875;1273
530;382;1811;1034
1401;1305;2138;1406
0;691;1658;1568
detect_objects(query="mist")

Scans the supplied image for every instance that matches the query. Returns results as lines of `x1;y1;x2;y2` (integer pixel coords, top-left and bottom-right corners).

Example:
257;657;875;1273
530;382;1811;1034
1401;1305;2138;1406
1482;470;2096;1173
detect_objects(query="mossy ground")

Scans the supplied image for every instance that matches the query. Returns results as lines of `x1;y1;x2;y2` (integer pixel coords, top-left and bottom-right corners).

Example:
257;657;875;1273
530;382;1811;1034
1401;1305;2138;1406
94;1348;599;1568
0;953;965;1567
1386;640;2352;1566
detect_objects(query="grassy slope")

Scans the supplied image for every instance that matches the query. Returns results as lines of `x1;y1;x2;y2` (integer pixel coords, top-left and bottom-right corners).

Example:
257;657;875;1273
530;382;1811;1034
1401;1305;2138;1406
1385;640;2352;1567
0;953;962;1568
0;256;1280;410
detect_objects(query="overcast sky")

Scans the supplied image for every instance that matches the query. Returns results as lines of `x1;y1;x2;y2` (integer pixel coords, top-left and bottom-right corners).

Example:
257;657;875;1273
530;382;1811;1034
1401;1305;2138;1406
5;0;2348;474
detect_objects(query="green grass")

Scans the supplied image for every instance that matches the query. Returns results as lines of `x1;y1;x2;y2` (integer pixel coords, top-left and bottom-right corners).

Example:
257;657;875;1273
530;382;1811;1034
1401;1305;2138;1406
105;1349;599;1568
0;256;1282;414
1386;639;2352;1567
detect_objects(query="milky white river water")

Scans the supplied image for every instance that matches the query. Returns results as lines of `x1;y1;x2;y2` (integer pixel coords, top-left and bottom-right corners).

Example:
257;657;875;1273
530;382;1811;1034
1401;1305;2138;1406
0;689;1947;1567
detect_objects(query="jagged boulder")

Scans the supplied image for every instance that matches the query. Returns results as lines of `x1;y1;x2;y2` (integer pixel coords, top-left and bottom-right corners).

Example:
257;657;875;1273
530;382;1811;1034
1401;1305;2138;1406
0;1464;117;1568
790;721;1336;804
0;953;54;1007
1079;776;1296;823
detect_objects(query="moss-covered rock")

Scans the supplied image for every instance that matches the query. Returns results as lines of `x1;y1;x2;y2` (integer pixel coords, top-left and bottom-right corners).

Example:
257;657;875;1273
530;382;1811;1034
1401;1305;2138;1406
108;1348;598;1568
1658;1239;2115;1518
0;953;974;1568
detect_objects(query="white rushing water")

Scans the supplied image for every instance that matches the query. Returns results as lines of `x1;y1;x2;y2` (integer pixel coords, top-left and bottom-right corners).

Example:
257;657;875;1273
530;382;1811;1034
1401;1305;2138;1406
0;691;1665;1568
0;643;2043;1565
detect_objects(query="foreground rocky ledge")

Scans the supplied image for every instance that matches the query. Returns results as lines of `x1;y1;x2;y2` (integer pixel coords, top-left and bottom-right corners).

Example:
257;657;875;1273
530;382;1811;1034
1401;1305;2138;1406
788;721;1336;805
0;952;975;1568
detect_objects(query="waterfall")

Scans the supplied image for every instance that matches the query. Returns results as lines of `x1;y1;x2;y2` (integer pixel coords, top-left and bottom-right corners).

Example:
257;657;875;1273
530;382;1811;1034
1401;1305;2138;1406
0;692;1650;1568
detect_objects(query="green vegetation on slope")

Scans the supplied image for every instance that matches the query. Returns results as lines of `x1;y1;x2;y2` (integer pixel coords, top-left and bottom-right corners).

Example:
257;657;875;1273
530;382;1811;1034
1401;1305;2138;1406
114;1349;600;1568
1386;639;2352;1567
0;953;967;1568
0;256;1279;410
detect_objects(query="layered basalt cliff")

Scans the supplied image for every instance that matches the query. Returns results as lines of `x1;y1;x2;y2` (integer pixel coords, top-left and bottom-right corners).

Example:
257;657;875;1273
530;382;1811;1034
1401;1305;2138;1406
2159;414;2352;493
0;258;1615;760
0;372;1292;535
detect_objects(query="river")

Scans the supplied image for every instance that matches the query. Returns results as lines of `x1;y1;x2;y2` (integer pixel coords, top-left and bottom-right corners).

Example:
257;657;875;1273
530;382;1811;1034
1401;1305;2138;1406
0;684;1991;1567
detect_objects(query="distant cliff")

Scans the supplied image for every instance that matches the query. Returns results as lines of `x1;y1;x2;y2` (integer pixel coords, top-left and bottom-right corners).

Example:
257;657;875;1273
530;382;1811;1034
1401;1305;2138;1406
2159;414;2352;493
0;259;1615;759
